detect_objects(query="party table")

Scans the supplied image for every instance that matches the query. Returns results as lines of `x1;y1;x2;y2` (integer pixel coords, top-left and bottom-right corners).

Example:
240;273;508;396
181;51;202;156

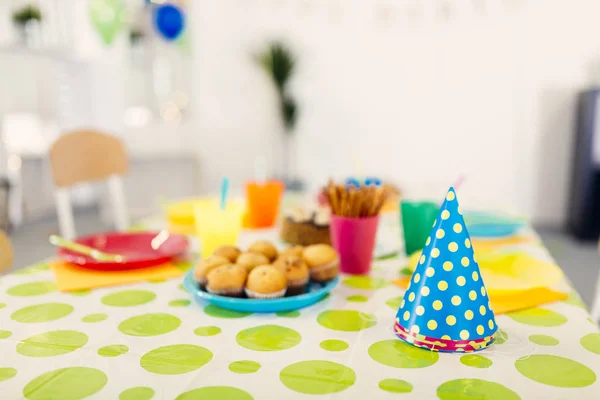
0;217;599;399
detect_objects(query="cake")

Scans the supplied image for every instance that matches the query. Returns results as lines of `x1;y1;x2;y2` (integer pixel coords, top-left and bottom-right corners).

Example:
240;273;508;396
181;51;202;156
236;252;270;272
213;245;242;263
273;255;310;296
280;207;331;246
245;265;287;299
194;255;230;289
248;240;278;262
205;264;248;297
302;244;339;282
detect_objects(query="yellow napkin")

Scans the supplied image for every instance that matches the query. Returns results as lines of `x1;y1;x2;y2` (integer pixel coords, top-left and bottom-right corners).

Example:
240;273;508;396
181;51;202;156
391;278;567;315
471;236;537;252
405;251;563;295
50;260;186;292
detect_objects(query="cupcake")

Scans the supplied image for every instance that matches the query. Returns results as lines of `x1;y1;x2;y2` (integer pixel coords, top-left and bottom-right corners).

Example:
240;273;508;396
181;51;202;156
194;255;230;289
206;264;248;297
248;240;278;262
273;255;310;296
302;244;339;282
236;252;270;272
245;265;287;299
213;245;242;263
279;245;304;258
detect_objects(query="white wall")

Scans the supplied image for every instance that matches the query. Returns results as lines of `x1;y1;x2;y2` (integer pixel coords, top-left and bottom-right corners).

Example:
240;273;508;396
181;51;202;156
191;0;600;225
1;0;598;225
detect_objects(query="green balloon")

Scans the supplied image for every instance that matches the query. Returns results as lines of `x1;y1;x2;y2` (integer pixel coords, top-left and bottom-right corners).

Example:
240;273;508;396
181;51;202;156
89;0;125;46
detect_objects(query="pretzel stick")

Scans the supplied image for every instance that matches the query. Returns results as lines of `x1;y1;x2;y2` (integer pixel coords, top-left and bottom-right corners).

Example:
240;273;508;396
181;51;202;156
353;189;363;218
373;187;387;215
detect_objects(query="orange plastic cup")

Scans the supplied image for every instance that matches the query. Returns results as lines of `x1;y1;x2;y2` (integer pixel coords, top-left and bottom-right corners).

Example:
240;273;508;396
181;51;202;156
245;180;285;228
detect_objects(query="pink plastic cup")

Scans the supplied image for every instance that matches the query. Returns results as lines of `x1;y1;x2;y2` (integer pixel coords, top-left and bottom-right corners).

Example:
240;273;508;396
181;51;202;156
330;214;380;275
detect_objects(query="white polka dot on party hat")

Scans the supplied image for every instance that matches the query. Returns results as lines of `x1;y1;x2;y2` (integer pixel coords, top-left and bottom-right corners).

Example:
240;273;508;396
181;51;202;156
465;310;474;320
460;330;469;340
408;292;415;301
446;191;455;201
431;248;440;258
472;271;479;281
427;320;438;330
419;255;425;264
414;273;421;283
456;276;466;286
426;237;431;246
441;210;450;220
446;316;456;326
479;305;486;316
425;267;435;277
411;325;420;334
453;223;462;233
403;311;410;321
438;281;448;291
451;296;461;306
448;242;458;252
421;287;430;296
443;261;453;271
458;206;462;215
461;257;469;267
416;306;425;316
433;300;443;310
476;325;484;335
436;229;445;239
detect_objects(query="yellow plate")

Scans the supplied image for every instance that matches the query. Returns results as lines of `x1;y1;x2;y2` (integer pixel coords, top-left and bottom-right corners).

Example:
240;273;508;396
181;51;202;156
406;251;563;294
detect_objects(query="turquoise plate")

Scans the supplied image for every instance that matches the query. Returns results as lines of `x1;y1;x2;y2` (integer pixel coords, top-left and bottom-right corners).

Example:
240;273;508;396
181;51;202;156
183;269;339;313
464;211;526;238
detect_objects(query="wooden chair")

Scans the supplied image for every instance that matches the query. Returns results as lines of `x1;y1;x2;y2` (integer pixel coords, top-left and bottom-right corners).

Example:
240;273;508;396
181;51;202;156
0;229;13;273
49;130;129;239
591;240;600;322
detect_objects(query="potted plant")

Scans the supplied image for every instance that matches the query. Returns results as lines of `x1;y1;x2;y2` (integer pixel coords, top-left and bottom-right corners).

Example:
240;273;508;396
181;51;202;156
129;27;145;46
11;4;42;46
258;41;303;190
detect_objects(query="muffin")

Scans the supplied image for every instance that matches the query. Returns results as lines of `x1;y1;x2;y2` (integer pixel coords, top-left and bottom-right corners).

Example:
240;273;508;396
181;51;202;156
213;245;242;263
274;255;310;296
302;244;339;282
236;252;270;272
279;245;304;258
248;240;278;262
194;255;230;289
206;264;248;297
245;265;287;299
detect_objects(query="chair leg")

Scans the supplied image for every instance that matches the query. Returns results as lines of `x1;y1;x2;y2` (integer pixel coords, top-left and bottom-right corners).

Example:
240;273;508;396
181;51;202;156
591;267;600;322
107;175;129;231
55;188;76;240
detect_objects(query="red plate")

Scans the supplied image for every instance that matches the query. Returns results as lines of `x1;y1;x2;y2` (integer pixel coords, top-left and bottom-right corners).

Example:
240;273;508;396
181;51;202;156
57;232;189;271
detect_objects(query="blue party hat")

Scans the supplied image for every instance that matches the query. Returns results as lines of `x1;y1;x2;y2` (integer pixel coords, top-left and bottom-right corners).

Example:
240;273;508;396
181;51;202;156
395;187;497;350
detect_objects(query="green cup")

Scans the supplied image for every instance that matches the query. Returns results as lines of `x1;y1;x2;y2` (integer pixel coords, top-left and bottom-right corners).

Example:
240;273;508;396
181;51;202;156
400;200;439;256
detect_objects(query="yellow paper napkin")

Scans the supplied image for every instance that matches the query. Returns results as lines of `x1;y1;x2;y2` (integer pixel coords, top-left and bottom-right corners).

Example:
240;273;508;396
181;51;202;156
50;260;186;292
391;278;567;315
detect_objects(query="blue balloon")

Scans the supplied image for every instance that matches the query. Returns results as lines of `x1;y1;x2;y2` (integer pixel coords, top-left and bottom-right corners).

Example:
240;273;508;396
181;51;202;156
154;4;184;41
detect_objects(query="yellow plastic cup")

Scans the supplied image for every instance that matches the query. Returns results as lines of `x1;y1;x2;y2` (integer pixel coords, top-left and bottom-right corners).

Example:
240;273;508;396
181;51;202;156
194;200;245;258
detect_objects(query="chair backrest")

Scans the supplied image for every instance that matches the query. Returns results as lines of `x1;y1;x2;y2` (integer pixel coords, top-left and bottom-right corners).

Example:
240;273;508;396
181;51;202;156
49;130;128;188
0;229;13;273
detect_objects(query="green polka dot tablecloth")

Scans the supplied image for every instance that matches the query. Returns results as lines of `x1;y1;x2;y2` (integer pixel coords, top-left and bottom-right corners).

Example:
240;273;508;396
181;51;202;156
1;216;599;399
